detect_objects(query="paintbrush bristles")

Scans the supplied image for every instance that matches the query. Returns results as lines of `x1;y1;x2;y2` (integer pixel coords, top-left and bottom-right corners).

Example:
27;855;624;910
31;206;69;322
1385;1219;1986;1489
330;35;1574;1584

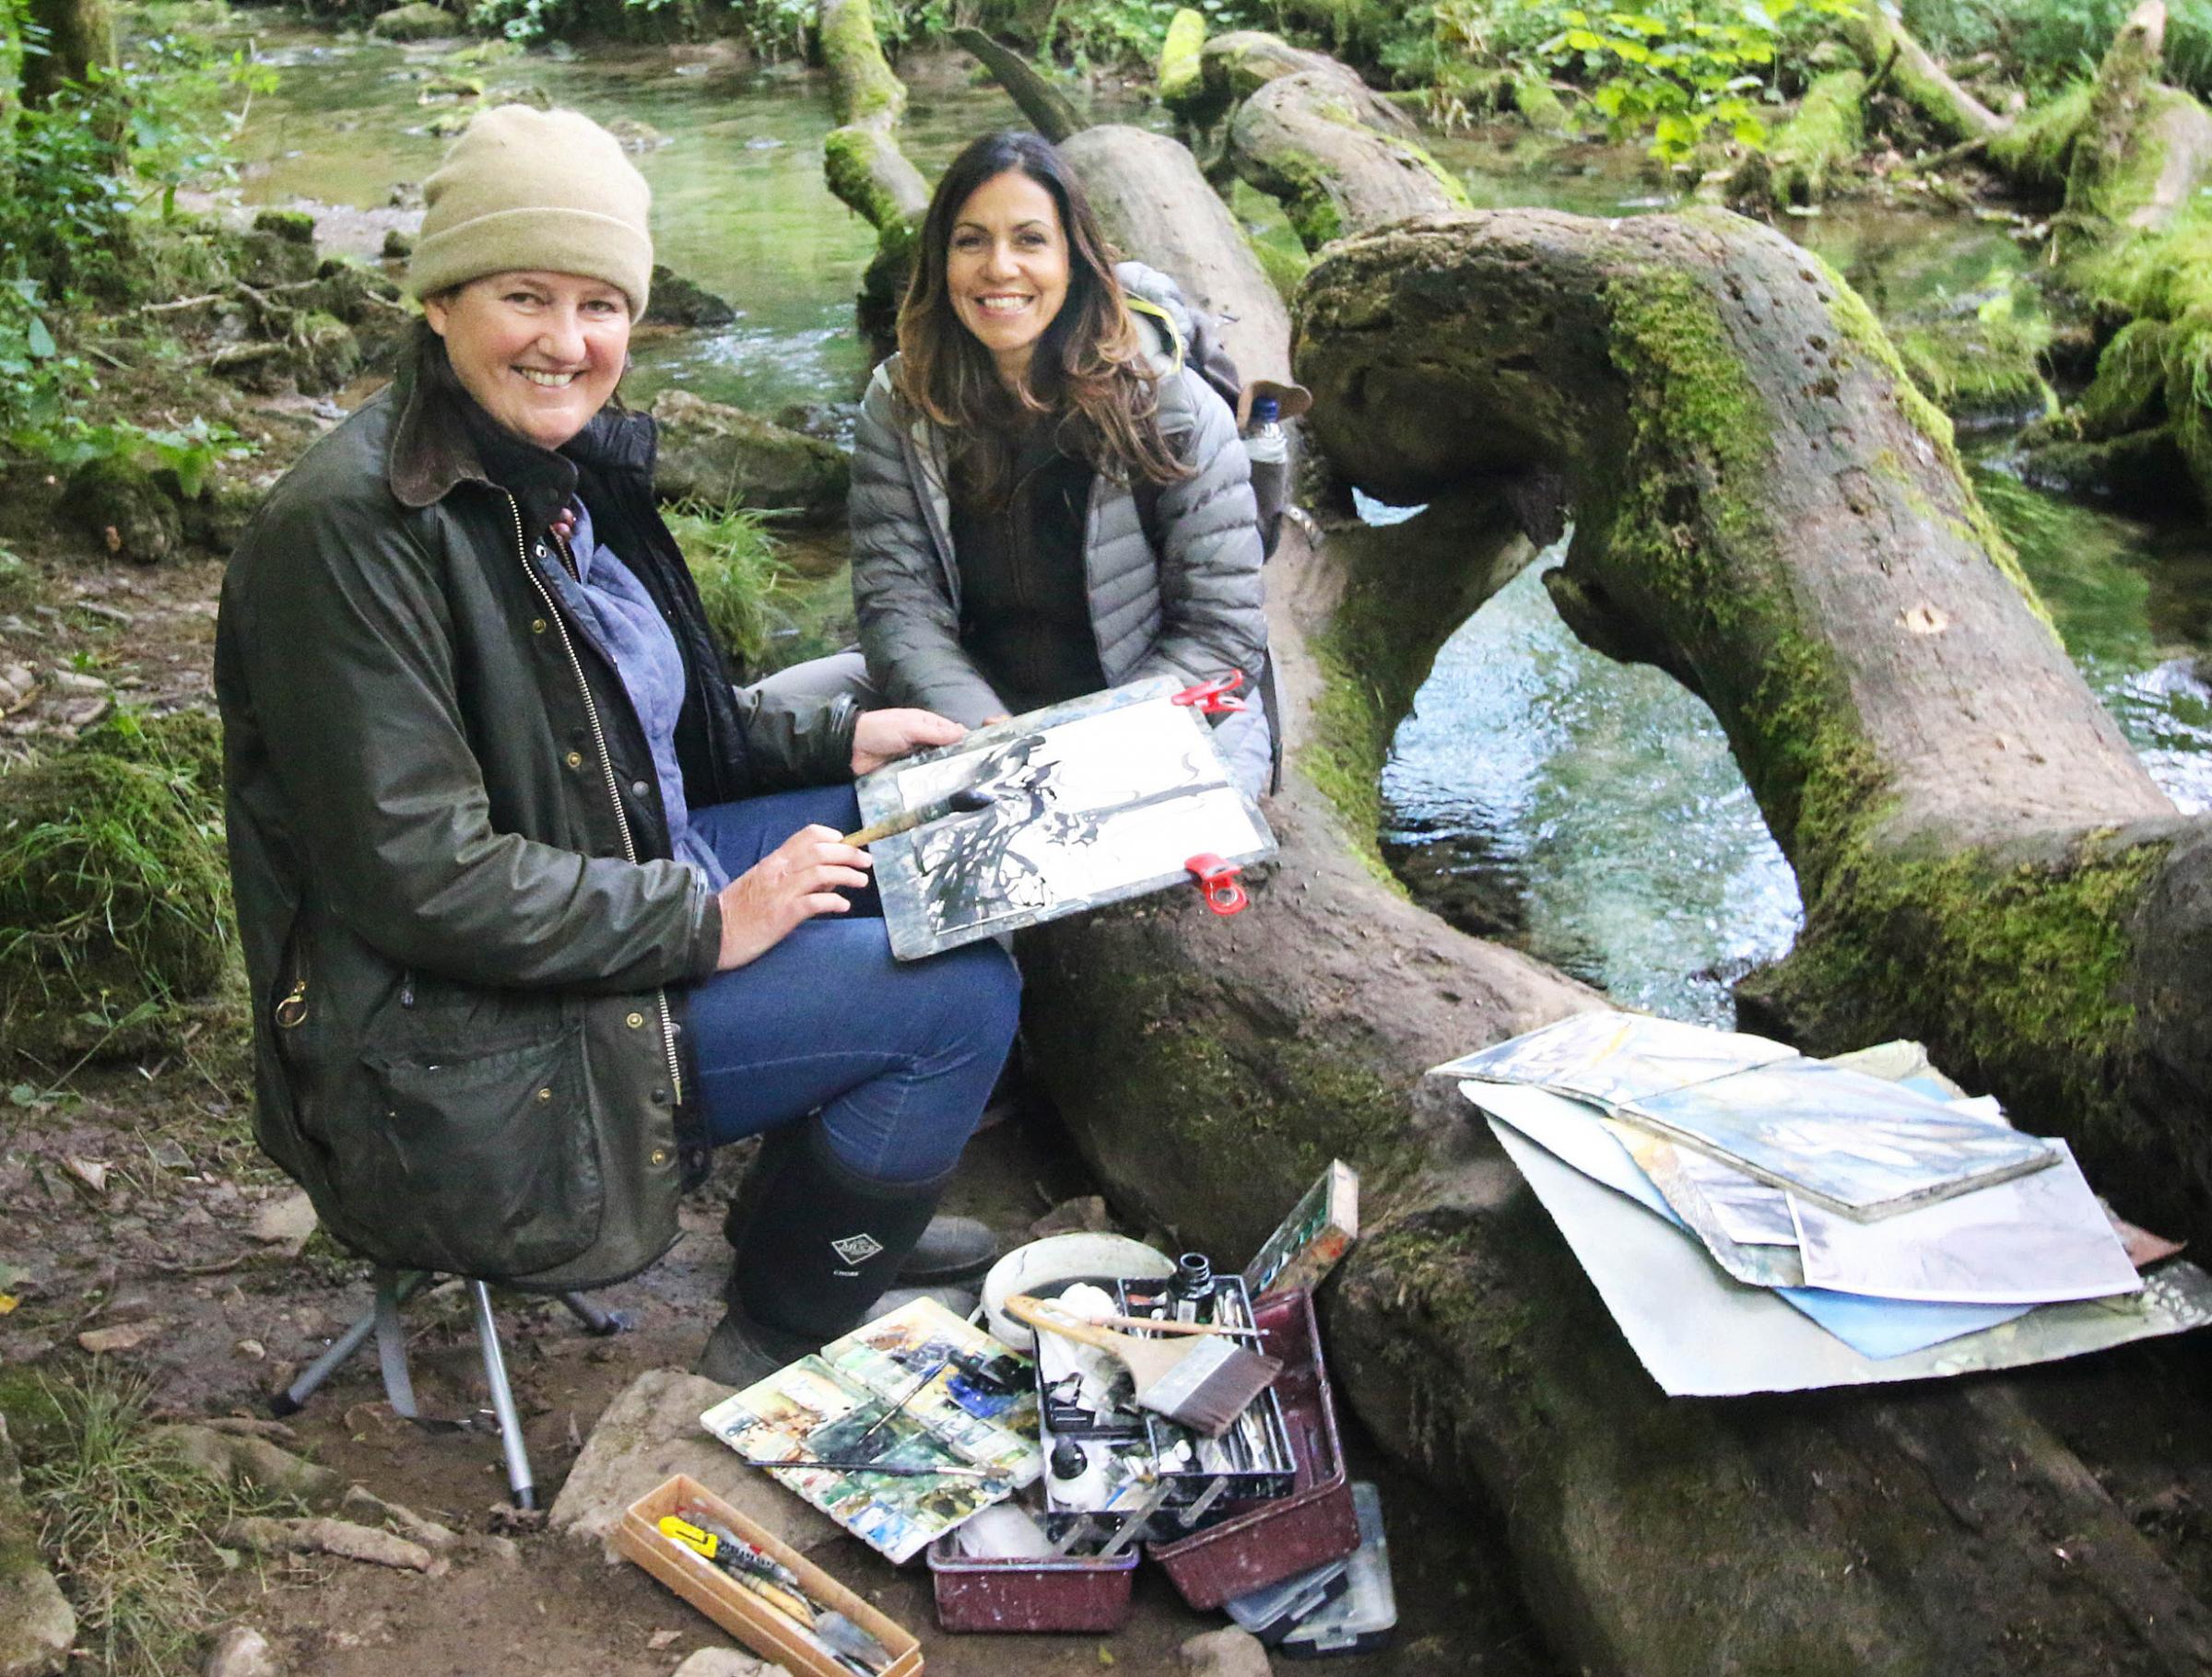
1135;1336;1283;1437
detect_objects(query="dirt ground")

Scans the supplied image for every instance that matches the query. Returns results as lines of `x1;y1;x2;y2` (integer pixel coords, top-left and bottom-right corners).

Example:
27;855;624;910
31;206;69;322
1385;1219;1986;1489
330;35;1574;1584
3;1043;1558;1675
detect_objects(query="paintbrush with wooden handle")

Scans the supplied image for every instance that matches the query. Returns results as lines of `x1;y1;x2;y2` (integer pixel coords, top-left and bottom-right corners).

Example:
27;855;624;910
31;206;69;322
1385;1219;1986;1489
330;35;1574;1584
1005;1293;1281;1437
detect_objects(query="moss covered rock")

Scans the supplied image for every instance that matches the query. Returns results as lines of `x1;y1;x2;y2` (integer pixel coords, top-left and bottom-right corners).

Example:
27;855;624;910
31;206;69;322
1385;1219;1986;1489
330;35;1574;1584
1896;309;2057;429
0;709;232;1065
0;1414;74;1677
65;456;183;565
370;3;457;41
648;389;849;524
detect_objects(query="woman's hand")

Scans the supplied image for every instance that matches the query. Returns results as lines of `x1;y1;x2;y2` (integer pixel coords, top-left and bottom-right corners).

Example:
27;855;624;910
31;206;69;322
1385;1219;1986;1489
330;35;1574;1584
715;826;872;969
852;709;967;775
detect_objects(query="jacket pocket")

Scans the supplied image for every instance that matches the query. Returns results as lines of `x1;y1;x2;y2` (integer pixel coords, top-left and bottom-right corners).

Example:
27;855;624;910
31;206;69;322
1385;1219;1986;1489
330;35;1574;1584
358;1028;602;1278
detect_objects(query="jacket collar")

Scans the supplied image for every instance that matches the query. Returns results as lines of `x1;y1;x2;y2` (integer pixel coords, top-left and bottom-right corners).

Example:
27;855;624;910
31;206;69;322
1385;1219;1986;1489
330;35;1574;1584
385;344;657;535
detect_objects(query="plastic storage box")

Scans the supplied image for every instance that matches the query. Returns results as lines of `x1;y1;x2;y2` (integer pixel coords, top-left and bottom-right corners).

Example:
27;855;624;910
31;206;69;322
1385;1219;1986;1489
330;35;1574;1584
1223;1546;1354;1646
925;1530;1140;1633
1280;1482;1395;1659
1147;1288;1359;1609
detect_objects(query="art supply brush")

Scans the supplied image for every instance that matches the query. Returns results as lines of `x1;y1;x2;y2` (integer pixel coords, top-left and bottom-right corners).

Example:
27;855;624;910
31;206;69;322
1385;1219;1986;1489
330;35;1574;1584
663;1513;892;1674
841;733;1052;846
744;1455;1010;1479
1006;1292;1283;1438
847;1355;950;1450
1093;1311;1259;1339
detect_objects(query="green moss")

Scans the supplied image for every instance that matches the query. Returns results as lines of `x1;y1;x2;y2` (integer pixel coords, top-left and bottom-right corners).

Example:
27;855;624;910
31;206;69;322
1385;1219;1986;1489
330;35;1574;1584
1895;309;2057;427
1764;68;1865;207
823;126;912;236
2076;316;2171;435
819;0;905;127
1159;7;1206;112
0;710;232;1066
1987;79;2093;195
1509;72;1568;134
1247;226;1311;299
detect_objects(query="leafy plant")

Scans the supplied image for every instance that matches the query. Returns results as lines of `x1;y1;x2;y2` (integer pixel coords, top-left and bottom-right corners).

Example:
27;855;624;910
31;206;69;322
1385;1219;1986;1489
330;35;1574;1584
1529;0;1858;161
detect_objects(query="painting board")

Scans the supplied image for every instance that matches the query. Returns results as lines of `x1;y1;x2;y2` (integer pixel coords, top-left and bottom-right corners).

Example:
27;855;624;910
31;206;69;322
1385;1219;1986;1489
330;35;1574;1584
856;679;1277;960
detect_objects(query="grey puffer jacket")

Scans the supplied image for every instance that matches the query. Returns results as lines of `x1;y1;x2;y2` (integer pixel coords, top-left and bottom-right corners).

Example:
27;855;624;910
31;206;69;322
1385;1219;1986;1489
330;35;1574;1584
850;263;1267;765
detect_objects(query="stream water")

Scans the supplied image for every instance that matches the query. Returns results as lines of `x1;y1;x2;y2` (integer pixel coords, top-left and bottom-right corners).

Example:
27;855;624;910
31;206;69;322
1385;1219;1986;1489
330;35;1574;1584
228;28;2212;1028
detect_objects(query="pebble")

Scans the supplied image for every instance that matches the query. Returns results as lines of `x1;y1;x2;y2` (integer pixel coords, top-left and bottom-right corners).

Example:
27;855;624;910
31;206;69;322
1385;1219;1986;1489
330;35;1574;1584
77;1319;163;1355
203;1624;282;1677
670;1649;781;1677
49;668;111;694
0;664;29;707
1179;1626;1272;1677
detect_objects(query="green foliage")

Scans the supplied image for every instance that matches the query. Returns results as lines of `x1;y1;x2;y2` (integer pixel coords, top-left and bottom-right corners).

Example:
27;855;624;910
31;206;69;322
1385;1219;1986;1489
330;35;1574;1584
1902;0;2212;100
10;1366;299;1677
1527;0;1857;162
661;498;851;674
0;707;234;1070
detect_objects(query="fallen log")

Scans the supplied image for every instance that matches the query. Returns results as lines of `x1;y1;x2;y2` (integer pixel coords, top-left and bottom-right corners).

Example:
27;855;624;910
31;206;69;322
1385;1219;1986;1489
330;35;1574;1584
1189;29;1415;139
818;0;929;348
951;27;1078;143
2058;0;2212;257
1027;186;2212;1674
1227;68;1469;251
1840;0;2006;145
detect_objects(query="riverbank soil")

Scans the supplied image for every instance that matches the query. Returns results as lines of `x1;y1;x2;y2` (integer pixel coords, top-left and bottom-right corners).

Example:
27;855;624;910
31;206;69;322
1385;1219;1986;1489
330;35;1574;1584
3;1038;1555;1675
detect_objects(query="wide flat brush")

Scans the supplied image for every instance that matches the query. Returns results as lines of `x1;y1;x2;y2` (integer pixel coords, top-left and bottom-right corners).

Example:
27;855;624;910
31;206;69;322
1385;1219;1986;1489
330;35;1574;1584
1006;1293;1282;1437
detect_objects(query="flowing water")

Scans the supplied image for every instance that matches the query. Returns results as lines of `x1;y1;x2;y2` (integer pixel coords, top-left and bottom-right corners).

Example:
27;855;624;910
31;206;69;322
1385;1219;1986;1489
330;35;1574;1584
229;34;2212;1026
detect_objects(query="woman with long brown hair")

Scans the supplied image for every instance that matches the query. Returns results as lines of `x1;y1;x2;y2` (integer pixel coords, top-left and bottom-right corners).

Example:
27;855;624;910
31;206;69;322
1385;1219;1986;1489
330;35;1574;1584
845;128;1270;788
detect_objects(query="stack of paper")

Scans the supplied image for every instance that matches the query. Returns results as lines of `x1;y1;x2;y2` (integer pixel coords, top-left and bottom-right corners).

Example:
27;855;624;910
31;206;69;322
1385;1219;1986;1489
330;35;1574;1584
1435;1013;2212;1396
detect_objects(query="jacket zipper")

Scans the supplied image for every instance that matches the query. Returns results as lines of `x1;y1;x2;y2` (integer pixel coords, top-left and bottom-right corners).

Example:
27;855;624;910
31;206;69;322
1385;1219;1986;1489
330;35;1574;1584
275;932;310;1029
505;492;686;1110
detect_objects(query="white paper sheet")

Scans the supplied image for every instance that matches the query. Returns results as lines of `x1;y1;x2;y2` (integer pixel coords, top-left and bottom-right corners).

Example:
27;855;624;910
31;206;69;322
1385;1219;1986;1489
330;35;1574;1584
1489;1120;2212;1395
1790;1138;2142;1305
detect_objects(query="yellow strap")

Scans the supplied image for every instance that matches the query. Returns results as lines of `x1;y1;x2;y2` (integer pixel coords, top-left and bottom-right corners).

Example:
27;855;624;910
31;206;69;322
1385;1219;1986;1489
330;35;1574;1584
1124;295;1186;374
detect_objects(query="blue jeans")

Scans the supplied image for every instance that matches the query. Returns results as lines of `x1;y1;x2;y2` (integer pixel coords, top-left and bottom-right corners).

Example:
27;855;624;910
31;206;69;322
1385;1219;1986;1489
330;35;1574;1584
684;786;1020;1185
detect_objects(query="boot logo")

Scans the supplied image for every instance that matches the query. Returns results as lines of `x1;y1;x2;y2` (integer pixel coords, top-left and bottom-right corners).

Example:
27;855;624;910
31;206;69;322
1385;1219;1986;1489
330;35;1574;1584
830;1232;885;1265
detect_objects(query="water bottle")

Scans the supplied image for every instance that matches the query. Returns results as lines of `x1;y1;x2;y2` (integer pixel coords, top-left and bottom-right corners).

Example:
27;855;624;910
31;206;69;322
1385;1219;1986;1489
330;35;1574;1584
1243;394;1288;557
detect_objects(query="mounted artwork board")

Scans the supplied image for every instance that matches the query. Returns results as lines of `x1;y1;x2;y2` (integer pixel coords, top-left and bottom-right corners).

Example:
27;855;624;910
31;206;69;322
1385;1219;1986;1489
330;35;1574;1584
856;677;1277;960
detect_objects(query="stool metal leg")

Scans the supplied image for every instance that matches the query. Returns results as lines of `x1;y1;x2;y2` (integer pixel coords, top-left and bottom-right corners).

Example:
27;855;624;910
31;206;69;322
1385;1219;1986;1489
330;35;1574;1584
270;1271;434;1417
469;1281;536;1510
559;1291;627;1337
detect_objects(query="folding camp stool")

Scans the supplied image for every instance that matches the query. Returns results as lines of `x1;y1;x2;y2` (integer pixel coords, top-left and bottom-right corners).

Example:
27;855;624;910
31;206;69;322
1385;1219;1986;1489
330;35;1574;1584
269;1269;627;1509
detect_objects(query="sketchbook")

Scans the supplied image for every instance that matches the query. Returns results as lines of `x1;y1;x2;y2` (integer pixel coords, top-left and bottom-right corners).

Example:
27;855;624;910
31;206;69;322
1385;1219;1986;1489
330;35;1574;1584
698;1296;1043;1564
855;677;1277;959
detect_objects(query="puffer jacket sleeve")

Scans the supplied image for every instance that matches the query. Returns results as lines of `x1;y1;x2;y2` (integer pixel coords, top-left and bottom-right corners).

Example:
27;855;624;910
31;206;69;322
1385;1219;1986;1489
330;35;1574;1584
850;372;1009;726
1126;372;1267;692
229;488;723;992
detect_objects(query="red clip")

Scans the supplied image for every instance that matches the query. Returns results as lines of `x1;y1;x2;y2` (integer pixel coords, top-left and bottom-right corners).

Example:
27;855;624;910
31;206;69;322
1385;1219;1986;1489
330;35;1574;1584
1171;671;1247;715
1185;853;1248;916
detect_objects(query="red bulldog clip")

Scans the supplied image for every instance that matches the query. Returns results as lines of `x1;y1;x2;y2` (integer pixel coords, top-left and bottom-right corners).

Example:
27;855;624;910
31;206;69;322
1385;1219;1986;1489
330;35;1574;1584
1171;671;1247;715
1185;853;1248;916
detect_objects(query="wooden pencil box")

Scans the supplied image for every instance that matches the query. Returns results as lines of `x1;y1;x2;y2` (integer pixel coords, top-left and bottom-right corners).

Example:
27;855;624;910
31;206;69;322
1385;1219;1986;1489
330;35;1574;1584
615;1472;924;1677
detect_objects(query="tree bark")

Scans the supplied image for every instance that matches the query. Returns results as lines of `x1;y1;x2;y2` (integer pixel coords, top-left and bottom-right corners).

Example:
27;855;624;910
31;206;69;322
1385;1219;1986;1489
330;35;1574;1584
1022;188;2212;1676
1295;206;2212;1243
1187;29;1414;139
1226;68;1469;252
817;0;928;349
951;27;1078;143
19;0;118;108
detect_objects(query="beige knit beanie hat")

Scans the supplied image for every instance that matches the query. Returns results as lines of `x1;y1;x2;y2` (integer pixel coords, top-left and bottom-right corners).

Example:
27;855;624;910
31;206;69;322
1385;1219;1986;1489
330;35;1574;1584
406;105;653;317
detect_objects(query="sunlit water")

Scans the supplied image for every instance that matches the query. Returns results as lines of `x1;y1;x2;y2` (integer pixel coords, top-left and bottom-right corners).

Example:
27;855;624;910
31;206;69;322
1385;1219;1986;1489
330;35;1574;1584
229;32;2212;1023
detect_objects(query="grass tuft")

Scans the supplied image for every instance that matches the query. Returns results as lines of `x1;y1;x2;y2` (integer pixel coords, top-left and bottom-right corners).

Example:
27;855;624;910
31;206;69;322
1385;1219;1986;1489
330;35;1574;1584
0;707;233;1069
10;1366;300;1675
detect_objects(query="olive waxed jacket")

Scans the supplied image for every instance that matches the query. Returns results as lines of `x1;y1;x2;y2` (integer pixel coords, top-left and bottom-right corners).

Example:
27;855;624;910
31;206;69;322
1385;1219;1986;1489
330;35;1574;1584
215;352;857;1289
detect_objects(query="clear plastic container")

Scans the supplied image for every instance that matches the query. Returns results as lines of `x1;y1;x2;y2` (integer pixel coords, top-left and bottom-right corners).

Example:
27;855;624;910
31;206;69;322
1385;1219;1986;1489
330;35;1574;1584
1279;1481;1395;1659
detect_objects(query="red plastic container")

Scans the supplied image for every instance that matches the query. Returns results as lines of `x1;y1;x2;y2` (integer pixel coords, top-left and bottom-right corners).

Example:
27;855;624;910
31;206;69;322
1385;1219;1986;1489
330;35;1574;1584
1147;1288;1359;1609
925;1537;1140;1633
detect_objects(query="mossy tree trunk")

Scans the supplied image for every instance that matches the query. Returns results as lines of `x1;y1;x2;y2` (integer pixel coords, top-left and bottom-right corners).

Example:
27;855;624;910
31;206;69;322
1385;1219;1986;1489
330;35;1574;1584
1226;67;1468;252
1025;192;2212;1676
1184;29;1412;137
2057;0;2212;259
817;0;928;350
1297;206;2212;1245
1840;0;2005;145
1726;66;1865;213
19;0;118;108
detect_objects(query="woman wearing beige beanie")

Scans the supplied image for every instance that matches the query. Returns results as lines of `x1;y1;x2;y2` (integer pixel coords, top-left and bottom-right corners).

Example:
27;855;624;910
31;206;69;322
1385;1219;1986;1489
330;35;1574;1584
216;105;1018;1388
